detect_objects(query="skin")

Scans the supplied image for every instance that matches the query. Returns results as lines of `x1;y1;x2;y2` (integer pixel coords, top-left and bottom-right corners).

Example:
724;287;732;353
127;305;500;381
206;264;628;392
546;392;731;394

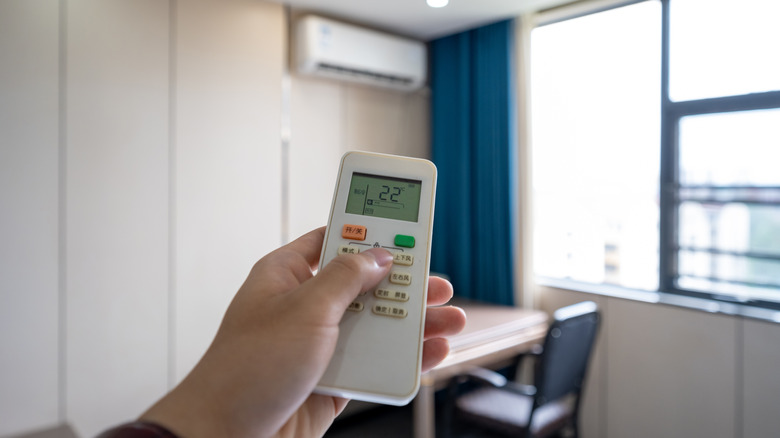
139;227;467;438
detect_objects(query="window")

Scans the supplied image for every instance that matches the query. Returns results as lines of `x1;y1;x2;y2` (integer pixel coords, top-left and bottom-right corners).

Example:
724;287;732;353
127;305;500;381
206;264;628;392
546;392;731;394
531;1;661;291
531;0;780;309
668;0;780;101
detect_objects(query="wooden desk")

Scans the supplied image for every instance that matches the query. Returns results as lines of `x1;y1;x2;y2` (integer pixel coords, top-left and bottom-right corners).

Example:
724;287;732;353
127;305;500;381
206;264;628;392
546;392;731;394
413;300;548;438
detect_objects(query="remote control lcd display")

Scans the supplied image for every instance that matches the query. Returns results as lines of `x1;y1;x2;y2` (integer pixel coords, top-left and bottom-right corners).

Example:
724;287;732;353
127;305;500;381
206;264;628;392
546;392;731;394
345;172;422;222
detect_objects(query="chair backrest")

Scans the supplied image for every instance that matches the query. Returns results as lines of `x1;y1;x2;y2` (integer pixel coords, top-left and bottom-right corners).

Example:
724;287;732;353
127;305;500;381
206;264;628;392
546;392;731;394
533;301;600;406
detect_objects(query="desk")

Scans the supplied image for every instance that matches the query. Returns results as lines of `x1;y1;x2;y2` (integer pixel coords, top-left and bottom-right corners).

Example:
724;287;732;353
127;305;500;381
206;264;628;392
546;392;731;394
413;300;548;438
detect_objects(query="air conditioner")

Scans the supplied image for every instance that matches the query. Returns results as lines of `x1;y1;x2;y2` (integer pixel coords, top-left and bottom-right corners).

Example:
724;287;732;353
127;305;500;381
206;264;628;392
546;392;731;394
295;15;427;92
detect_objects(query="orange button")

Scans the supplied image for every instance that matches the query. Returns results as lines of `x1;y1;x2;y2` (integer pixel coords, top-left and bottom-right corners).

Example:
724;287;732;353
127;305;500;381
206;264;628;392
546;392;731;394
341;224;367;241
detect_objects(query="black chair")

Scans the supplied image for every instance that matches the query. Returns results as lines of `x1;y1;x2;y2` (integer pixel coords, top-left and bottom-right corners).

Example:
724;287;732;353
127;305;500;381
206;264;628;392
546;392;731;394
443;301;600;438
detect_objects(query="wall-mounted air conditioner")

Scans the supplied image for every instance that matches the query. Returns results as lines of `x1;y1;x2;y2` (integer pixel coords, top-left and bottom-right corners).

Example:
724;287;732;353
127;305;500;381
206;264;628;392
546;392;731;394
295;15;427;92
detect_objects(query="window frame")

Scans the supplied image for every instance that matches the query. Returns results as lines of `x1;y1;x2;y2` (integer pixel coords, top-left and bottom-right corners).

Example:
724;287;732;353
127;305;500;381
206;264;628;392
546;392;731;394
658;0;780;310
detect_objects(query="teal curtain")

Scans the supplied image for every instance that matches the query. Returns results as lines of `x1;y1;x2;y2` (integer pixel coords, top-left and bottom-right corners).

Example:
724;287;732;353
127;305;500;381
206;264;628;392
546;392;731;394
430;19;516;306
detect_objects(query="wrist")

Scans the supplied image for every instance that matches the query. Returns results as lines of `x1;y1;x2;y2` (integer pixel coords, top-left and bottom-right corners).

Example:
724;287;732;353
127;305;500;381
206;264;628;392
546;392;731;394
97;421;178;438
137;373;232;438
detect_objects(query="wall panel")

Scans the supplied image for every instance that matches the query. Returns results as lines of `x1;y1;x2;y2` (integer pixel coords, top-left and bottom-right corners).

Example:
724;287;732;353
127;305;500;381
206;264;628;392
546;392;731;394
174;0;284;382
65;0;170;435
344;86;430;158
0;1;61;435
396;91;431;159
742;318;780;438
606;299;737;438
288;78;345;240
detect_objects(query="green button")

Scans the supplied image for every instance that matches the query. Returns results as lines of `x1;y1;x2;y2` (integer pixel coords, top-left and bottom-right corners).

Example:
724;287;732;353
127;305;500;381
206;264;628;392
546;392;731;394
395;234;415;248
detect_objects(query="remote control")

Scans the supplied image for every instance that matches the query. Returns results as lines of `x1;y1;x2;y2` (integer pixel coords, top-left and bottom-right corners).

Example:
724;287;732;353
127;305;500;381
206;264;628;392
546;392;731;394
315;151;437;405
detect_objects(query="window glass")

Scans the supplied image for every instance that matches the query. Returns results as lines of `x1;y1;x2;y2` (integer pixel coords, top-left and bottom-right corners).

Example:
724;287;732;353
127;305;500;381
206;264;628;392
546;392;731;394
678;255;780;303
670;0;780;101
677;108;780;303
531;1;661;290
679;109;780;187
679;202;780;257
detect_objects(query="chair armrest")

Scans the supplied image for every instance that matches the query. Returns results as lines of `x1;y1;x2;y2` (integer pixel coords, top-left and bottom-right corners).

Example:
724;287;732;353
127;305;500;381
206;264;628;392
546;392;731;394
504;381;537;397
462;366;508;388
460;367;537;397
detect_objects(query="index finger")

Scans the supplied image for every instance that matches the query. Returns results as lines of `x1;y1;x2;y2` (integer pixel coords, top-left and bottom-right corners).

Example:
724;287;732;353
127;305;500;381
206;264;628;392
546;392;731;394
279;227;326;270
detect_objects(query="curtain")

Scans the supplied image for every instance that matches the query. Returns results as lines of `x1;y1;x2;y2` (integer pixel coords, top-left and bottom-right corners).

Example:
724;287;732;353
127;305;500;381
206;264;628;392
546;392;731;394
430;19;517;306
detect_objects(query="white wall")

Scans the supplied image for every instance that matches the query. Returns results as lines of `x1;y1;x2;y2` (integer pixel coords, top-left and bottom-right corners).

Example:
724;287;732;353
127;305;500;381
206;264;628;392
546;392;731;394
173;0;285;385
0;1;430;436
540;286;780;438
0;1;61;434
288;78;430;240
0;0;284;436
64;1;171;434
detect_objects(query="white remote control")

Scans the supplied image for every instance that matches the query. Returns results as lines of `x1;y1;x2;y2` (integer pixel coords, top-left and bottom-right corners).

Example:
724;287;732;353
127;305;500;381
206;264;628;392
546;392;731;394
315;151;437;405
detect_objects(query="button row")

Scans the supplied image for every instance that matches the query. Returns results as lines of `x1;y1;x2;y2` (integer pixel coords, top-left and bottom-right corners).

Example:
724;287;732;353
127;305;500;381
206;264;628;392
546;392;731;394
346;302;410;317
372;304;408;318
375;288;409;302
340;224;415;248
337;245;414;266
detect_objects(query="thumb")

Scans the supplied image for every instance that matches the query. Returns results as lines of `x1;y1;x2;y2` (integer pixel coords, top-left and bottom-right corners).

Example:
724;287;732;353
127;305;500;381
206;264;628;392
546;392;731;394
296;248;394;324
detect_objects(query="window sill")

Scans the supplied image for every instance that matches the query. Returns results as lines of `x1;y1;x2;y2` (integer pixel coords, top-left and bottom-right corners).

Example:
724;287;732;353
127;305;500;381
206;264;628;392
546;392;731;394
536;276;780;324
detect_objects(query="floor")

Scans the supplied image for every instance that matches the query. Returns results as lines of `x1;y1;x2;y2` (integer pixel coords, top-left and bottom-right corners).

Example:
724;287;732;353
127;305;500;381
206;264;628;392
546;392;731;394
324;402;511;438
11;424;78;438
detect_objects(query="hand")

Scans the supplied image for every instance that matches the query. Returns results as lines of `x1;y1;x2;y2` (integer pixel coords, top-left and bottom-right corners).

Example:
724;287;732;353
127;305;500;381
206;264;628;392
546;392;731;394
139;227;466;438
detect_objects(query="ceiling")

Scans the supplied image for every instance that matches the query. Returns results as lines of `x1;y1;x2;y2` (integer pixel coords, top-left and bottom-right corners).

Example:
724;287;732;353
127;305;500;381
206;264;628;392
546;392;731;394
268;0;574;41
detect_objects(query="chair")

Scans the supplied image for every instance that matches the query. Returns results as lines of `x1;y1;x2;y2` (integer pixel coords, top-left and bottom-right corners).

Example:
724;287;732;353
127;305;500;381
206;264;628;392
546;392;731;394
443;301;600;438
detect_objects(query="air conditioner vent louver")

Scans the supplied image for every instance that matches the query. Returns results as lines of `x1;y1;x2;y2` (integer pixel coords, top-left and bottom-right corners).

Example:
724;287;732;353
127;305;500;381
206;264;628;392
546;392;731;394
296;15;426;92
314;63;415;86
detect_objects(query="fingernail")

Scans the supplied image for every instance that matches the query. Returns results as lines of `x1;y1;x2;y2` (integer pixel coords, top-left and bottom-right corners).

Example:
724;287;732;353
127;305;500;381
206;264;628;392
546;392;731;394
366;248;393;268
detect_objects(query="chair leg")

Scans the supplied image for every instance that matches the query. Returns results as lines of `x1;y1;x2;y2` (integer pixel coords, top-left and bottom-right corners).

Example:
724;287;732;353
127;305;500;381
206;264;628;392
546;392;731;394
569;416;579;438
440;378;462;438
522;409;536;438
